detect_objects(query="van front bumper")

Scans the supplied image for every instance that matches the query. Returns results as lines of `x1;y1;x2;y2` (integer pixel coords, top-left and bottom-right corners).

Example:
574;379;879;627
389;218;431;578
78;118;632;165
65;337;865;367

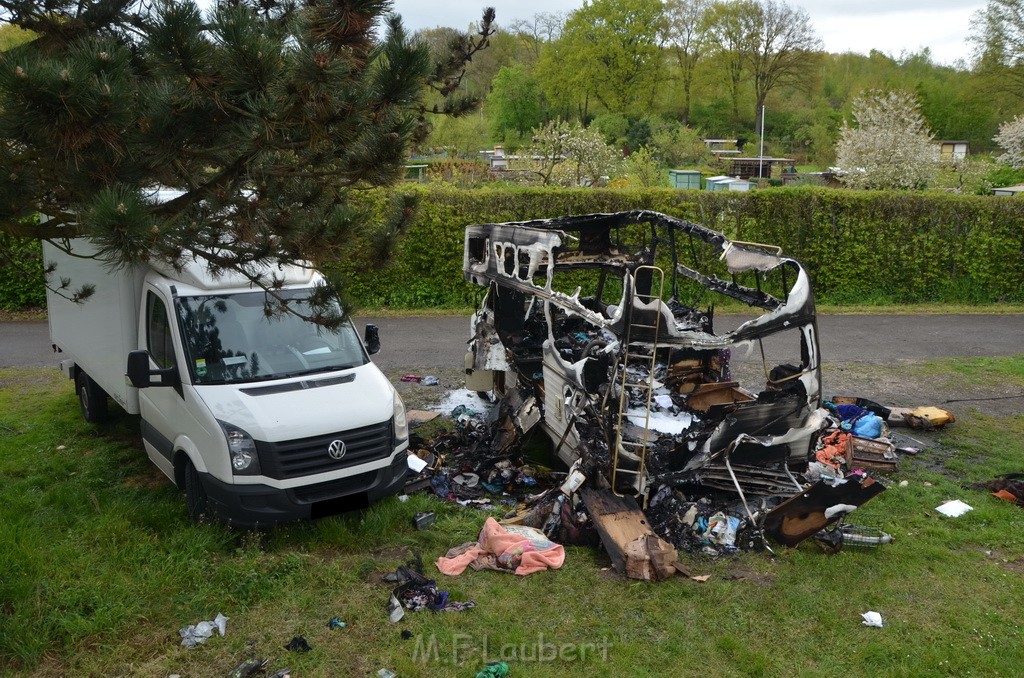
199;451;408;528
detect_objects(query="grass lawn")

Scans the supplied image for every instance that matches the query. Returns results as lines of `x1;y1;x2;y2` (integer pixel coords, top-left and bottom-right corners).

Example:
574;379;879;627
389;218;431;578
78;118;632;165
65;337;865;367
1;358;1023;677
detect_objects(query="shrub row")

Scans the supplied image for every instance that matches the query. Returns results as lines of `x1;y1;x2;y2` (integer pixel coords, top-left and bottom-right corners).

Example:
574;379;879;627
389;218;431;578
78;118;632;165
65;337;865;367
0;234;46;310
335;186;1024;308
4;186;1023;309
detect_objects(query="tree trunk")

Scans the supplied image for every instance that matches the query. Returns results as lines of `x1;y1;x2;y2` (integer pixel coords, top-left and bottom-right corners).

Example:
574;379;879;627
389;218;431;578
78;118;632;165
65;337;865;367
682;74;692;126
754;92;766;137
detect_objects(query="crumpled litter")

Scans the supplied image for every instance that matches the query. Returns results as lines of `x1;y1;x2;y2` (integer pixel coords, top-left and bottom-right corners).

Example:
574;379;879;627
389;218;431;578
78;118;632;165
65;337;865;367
407;454;428;473
225;658;268;678
476;661;510;678
936;499;973;517
704;512;739;547
861;611;884;628
178;612;228;647
284;636;311;652
437;517;565;576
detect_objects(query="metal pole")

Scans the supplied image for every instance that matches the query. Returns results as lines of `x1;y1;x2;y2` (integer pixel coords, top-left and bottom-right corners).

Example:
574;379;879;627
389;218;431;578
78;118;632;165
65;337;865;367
759;105;765;179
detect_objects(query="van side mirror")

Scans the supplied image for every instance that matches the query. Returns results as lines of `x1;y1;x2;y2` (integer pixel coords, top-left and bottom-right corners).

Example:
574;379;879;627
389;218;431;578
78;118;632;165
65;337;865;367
127;350;181;391
364;324;381;355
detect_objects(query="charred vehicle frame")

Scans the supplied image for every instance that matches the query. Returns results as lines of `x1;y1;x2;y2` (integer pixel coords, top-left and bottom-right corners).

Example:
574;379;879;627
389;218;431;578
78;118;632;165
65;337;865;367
462;210;875;551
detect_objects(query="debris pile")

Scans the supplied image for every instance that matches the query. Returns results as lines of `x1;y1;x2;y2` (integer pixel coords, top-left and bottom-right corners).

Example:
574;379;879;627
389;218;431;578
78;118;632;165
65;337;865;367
434;210;963;578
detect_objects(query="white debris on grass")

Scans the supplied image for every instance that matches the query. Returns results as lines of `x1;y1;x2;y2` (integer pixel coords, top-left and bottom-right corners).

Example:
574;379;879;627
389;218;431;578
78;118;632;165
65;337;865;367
626;409;697;435
935;499;973;517
179;613;229;647
431;389;498;420
861;611;884;628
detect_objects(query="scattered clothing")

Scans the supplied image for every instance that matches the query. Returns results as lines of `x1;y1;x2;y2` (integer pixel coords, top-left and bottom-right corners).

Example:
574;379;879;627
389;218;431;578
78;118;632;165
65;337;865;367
437;517;565;576
388;565;476;622
816;430;849;469
970;474;1024;507
851;413;884;438
284;636;311;653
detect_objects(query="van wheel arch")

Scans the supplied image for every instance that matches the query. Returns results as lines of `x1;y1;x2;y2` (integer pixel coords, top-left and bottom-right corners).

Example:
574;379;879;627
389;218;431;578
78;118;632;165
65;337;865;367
76;370;108;423
175;452;212;523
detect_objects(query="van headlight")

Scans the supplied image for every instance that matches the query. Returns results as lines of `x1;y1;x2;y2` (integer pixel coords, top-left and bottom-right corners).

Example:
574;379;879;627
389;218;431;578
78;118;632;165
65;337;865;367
219;421;261;475
393;393;409;445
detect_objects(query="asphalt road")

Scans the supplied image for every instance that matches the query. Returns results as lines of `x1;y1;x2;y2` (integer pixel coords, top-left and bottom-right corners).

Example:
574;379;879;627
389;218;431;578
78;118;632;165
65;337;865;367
3;314;1022;374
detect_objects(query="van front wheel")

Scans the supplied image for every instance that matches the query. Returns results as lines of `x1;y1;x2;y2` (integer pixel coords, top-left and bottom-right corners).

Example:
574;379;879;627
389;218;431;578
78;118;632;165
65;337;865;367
76;371;108;423
184;458;212;523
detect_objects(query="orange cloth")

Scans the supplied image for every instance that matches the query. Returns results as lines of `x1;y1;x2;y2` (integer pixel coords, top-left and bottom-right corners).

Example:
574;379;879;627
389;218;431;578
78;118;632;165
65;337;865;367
993;489;1020;504
436;517;565;576
816;430;850;469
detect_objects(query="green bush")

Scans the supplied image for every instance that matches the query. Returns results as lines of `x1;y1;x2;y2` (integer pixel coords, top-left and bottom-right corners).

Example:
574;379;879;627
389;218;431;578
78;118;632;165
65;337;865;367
339;185;1024;308
6;186;1024;310
0;235;45;309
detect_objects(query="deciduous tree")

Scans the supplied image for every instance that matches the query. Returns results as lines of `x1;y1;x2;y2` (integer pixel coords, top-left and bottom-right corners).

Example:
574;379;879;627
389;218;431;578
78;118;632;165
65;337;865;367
664;0;713;125
739;0;821;132
536;0;665;119
523;119;620;186
835;90;938;190
487;64;544;142
707;0;748;123
971;0;1024;100
994;114;1024;167
506;11;566;65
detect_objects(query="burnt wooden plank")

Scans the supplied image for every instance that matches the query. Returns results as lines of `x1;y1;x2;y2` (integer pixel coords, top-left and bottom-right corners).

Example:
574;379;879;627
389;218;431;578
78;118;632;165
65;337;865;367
580;487;677;581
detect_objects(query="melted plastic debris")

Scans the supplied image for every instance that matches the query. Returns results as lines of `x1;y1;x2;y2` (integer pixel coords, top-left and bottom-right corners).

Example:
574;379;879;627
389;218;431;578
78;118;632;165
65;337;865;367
625;408;696;435
432;389;497;417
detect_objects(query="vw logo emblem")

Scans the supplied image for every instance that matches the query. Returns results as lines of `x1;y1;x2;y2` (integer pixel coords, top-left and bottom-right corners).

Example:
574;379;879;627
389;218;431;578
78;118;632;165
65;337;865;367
327;439;346;460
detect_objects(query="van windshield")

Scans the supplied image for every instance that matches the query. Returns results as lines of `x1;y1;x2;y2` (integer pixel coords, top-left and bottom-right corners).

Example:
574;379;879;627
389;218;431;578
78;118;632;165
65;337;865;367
175;290;368;385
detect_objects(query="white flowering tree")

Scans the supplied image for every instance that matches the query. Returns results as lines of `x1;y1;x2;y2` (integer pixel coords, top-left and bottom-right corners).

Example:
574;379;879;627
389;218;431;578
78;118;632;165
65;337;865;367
524;120;622;186
994;115;1024;168
835;90;939;190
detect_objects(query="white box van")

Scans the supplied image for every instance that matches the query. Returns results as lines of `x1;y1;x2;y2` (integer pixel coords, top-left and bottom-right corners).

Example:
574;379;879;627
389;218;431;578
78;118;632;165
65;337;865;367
44;239;409;526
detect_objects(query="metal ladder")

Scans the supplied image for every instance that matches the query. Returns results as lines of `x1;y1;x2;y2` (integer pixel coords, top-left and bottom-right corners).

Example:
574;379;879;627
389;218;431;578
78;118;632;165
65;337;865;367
611;265;665;497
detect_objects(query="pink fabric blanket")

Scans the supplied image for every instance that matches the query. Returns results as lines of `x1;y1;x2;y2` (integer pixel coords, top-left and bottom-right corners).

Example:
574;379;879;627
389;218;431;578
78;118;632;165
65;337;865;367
436;517;565;576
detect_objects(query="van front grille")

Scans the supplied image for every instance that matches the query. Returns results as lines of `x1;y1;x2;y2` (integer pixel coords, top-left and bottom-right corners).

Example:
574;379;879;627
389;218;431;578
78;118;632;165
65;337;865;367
255;419;393;480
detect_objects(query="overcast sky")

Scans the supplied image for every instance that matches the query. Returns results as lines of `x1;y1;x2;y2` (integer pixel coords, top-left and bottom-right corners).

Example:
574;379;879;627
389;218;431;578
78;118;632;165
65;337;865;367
391;0;989;66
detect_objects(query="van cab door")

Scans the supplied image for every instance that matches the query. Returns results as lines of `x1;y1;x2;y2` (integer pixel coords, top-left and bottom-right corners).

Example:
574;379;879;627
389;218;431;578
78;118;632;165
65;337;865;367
137;288;188;480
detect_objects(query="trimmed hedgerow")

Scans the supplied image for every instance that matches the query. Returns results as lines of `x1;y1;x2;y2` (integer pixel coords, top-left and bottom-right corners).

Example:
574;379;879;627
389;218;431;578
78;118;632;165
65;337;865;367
5;186;1024;309
0;235;45;309
332;185;1024;308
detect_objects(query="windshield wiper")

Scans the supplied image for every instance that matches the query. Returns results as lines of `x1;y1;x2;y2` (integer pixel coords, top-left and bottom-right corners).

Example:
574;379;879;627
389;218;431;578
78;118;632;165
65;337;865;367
276;364;361;379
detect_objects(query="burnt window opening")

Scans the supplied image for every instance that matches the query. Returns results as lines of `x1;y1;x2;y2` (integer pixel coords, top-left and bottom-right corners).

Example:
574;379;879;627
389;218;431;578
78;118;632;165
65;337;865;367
723;326;814;403
516;249;532;280
502;245;516;276
468;236;487;265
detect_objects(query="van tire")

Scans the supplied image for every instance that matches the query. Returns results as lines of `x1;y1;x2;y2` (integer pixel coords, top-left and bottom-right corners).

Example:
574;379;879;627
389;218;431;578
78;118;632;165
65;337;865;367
184;458;212;523
76;371;108;423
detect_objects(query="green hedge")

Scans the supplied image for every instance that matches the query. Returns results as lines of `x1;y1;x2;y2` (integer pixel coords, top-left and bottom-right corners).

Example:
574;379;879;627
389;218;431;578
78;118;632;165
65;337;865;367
4;186;1024;309
0;235;45;309
335;186;1024;308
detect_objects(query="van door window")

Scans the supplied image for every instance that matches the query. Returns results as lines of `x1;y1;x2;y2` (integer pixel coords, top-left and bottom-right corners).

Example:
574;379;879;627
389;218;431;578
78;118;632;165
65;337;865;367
147;292;175;369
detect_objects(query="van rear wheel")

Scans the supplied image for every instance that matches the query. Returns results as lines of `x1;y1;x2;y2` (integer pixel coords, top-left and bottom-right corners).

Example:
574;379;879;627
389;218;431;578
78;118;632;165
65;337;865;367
184;458;212;523
76;371;108;423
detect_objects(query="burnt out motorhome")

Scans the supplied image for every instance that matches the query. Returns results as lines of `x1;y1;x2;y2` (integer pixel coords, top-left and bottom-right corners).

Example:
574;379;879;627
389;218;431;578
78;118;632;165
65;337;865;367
463;211;846;541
